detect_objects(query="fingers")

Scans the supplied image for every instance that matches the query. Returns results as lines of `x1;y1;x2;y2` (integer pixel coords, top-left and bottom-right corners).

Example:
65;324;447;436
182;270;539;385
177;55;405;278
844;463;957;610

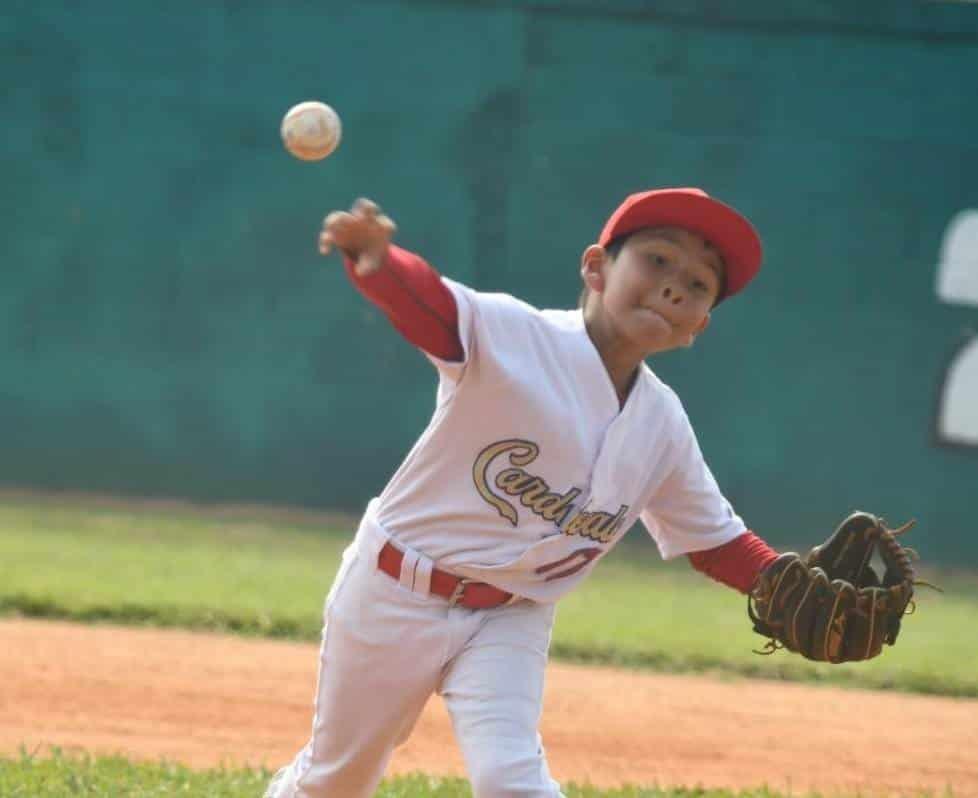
375;214;397;241
318;199;396;258
323;210;353;229
321;210;352;237
319;210;353;256
352;197;396;235
318;229;332;256
352;197;380;218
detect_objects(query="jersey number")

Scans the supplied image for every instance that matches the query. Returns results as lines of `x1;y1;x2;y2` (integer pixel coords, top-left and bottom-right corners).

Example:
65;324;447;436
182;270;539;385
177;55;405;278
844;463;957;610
535;547;602;582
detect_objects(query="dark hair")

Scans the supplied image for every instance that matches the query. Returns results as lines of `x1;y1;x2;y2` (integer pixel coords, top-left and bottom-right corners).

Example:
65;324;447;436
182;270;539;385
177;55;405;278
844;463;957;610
578;234;630;308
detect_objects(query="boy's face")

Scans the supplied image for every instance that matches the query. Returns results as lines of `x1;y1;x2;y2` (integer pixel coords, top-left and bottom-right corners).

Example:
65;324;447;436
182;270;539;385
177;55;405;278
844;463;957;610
581;227;724;355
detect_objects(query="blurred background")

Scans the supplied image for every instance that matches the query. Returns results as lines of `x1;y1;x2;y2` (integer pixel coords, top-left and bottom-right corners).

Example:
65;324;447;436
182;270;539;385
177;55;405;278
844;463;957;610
3;0;977;562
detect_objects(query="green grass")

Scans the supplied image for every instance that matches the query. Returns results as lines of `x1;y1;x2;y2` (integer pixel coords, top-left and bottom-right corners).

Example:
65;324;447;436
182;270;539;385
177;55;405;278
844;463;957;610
2;493;976;697
0;496;347;638
0;748;852;798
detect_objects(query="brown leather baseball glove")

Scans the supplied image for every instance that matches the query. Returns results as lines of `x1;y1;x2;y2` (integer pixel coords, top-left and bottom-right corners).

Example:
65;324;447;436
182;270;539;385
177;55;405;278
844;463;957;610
748;512;936;663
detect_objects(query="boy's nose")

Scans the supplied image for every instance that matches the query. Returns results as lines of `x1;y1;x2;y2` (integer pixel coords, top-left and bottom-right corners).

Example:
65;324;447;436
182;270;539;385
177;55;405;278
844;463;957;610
661;285;683;304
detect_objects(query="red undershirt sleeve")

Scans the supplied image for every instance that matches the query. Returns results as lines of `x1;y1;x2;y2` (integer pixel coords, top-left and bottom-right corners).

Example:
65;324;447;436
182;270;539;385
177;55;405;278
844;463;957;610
686;531;780;594
343;244;464;362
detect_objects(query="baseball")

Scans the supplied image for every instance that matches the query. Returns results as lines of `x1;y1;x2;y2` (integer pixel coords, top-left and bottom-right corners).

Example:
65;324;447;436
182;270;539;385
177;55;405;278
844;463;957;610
280;101;342;161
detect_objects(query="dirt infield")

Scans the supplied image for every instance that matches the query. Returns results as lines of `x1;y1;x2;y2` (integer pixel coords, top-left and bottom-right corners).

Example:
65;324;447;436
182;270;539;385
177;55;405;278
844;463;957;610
3;619;976;796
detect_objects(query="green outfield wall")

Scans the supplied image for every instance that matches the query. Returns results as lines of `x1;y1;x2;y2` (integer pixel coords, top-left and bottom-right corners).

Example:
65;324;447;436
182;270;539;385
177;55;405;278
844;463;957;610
2;1;977;562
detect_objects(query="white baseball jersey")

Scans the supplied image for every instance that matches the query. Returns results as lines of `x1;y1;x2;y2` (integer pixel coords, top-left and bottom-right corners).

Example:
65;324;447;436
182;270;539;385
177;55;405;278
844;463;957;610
365;278;746;603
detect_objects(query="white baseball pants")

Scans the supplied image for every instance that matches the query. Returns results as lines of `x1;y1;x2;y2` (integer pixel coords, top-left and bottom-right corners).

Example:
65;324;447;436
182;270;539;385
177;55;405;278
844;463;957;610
264;526;564;798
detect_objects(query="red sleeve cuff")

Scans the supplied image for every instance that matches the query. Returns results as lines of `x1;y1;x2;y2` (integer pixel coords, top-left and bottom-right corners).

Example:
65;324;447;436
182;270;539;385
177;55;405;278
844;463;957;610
687;531;780;594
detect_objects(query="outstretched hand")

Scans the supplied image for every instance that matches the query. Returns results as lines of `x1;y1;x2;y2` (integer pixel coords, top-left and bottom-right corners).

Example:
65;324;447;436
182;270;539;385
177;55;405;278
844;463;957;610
318;197;397;277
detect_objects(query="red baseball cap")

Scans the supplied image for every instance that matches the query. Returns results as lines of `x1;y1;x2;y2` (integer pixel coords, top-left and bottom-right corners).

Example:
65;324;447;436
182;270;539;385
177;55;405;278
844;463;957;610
598;187;763;301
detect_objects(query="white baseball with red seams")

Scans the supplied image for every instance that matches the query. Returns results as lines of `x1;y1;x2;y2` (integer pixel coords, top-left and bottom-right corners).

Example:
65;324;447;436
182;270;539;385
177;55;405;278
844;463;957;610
265;276;746;798
280;101;341;161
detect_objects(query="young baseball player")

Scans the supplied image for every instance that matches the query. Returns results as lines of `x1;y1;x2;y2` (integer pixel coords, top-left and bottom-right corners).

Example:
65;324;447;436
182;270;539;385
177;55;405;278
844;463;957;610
265;188;780;798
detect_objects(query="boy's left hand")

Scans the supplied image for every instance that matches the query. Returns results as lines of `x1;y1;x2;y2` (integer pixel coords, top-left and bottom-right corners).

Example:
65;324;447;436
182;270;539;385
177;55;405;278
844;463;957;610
747;512;932;663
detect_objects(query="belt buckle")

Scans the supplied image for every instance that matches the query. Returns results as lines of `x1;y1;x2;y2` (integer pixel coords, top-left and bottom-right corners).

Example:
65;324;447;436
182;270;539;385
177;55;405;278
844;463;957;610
447;577;474;608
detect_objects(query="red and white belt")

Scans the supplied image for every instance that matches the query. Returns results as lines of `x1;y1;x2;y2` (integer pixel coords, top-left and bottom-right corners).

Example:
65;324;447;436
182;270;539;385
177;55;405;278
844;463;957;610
377;541;516;609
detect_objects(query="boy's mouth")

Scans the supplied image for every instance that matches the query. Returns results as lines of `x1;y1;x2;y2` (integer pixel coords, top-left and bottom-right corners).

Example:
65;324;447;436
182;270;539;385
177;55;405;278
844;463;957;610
639;306;675;328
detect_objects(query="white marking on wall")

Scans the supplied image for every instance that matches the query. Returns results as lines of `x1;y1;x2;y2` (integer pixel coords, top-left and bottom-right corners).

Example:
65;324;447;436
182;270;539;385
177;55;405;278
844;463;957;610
935;209;978;447
939;339;978;446
936;210;978;306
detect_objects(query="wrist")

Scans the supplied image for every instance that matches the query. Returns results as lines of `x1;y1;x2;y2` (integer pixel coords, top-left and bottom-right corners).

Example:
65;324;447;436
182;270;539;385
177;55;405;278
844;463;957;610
344;244;392;281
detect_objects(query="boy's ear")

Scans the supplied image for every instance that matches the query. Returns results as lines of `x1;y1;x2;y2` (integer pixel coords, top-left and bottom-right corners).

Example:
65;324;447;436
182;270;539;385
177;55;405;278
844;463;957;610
580;244;608;292
685;313;711;347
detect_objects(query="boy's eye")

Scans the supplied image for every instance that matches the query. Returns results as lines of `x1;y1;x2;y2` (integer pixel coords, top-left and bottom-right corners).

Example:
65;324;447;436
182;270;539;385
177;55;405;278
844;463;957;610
647;253;668;267
692;279;708;292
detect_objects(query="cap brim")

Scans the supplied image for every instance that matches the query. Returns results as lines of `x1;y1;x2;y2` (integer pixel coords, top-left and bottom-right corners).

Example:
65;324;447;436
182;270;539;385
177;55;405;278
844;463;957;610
599;190;762;300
